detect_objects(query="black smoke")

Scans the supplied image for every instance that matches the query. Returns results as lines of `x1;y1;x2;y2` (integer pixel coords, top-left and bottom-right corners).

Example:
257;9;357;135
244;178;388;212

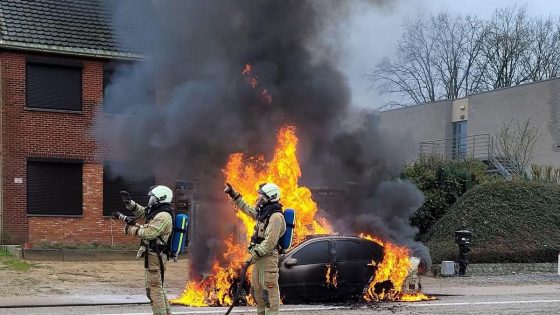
98;0;429;276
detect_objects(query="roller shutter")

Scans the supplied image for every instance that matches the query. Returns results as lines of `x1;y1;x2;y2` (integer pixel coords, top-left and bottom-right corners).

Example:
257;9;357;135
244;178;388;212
27;159;83;216
26;60;83;111
103;162;155;216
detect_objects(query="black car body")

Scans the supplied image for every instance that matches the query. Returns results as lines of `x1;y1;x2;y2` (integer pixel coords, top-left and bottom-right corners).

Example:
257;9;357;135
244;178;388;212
279;235;384;302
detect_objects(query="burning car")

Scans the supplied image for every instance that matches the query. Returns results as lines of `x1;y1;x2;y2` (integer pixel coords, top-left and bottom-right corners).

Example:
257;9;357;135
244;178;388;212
279;235;384;302
172;126;432;307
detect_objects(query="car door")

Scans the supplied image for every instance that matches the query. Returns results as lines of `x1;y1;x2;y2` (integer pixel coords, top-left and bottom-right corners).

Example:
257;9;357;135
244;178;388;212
279;239;333;300
334;239;381;296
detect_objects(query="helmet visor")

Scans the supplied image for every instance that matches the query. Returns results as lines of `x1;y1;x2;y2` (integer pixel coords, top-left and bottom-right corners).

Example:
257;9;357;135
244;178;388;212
256;192;268;207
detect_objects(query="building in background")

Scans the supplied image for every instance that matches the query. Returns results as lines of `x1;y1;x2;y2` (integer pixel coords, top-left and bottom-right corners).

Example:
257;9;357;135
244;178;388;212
380;78;560;173
0;0;200;246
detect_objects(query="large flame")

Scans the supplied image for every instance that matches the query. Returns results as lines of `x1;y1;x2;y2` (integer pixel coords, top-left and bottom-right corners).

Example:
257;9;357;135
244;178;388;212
172;125;431;306
361;234;434;302
223;125;332;243
172;125;331;306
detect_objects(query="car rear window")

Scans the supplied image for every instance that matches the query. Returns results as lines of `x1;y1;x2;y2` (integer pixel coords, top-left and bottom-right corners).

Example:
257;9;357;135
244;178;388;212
335;240;383;262
292;240;329;265
335;240;368;262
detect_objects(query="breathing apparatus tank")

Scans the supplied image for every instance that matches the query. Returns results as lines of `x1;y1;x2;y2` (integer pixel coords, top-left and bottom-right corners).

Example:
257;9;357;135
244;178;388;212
279;208;296;252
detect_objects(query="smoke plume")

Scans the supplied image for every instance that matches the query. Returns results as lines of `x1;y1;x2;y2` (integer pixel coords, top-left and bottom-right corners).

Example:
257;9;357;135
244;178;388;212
98;0;429;276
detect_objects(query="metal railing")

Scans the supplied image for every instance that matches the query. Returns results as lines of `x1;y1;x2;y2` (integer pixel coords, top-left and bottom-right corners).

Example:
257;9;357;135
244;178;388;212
417;133;532;180
417;133;494;161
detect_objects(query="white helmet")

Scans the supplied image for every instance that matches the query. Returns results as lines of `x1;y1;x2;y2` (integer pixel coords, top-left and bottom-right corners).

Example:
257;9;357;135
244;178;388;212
148;185;173;206
258;183;281;202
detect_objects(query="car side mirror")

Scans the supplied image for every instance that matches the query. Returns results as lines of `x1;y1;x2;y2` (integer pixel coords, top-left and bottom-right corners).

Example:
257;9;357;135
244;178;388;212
284;257;297;267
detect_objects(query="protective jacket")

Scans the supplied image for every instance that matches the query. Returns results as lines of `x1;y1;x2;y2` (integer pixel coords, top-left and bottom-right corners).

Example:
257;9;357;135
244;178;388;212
126;201;173;248
125;201;173;315
231;195;286;315
232;197;286;261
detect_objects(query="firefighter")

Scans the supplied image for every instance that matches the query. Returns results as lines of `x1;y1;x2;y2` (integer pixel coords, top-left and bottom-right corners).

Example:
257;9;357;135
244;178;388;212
224;182;286;315
122;185;174;315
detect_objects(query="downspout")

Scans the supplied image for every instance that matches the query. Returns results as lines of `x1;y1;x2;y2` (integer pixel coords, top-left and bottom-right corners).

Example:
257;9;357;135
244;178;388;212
0;54;4;244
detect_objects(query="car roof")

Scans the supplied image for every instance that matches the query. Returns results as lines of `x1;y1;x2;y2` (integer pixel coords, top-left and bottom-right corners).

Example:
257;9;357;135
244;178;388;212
299;234;378;243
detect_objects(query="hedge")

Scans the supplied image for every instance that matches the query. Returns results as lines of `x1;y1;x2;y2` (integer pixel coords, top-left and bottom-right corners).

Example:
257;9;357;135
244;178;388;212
426;180;560;263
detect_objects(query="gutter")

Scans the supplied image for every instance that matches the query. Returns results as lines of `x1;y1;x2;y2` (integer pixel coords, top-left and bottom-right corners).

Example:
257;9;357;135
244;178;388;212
0;40;144;61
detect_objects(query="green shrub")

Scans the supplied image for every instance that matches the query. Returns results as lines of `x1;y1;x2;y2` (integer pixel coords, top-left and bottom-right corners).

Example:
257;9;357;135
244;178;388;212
426;181;560;263
403;155;499;237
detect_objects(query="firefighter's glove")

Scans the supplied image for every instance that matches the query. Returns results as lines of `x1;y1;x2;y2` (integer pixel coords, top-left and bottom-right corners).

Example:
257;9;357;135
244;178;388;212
224;183;240;200
249;247;262;261
124;223;138;236
120;191;133;209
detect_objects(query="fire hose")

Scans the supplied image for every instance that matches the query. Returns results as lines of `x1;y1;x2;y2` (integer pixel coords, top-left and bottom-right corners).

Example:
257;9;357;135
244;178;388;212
224;260;251;315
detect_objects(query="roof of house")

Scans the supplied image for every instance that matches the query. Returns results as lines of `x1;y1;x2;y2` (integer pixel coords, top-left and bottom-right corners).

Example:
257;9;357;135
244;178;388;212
0;0;143;59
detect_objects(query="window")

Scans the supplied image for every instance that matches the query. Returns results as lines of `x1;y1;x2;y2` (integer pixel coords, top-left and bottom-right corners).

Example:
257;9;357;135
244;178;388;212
452;121;468;159
27;159;83;216
103;162;155;216
26;58;83;111
335;240;367;262
292;241;329;265
363;242;384;262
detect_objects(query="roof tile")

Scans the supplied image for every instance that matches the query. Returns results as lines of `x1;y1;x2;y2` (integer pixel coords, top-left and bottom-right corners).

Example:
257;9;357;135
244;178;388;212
0;0;143;58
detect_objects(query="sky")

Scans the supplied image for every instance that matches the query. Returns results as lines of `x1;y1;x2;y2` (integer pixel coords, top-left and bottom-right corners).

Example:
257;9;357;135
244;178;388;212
341;0;560;109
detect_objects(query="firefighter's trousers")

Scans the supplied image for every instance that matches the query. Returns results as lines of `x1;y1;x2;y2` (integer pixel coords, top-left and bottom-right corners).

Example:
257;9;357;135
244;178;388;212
145;252;172;315
251;251;280;315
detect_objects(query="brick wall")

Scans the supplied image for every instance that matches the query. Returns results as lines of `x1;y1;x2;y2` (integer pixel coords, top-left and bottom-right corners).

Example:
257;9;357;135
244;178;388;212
1;51;136;245
28;164;136;245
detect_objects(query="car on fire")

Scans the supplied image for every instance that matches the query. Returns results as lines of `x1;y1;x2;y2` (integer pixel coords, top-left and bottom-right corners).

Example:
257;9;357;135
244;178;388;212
278;235;385;302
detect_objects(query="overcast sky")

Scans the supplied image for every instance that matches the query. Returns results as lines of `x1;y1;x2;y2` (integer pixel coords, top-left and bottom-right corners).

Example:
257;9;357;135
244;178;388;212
340;0;560;109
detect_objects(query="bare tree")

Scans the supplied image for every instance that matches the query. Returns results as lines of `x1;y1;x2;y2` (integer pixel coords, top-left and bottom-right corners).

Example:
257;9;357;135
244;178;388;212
431;13;488;99
495;119;541;176
479;6;532;89
370;13;487;105
372;7;560;106
368;16;439;104
521;16;560;81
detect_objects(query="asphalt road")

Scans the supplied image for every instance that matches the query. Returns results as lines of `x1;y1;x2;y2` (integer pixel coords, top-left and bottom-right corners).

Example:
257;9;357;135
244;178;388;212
2;273;560;315
3;293;560;315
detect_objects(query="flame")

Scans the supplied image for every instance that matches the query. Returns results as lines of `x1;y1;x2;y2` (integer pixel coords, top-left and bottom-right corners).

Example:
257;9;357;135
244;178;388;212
224;125;332;244
241;63;273;103
173;125;432;306
173;126;331;306
399;293;436;302
325;264;338;288
360;234;434;302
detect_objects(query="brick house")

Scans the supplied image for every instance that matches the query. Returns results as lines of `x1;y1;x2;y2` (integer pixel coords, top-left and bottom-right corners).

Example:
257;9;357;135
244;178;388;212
0;0;190;246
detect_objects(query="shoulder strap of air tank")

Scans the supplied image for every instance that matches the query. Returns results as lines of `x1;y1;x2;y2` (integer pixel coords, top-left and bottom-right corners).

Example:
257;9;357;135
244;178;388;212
262;209;282;231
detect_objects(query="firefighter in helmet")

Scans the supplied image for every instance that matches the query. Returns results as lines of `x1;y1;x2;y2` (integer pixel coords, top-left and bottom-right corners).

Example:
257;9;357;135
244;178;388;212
122;185;174;315
225;182;286;315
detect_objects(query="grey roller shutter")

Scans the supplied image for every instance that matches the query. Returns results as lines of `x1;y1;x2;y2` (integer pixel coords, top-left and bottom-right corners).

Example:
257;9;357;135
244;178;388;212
26;61;83;111
103;162;155;216
27;159;83;216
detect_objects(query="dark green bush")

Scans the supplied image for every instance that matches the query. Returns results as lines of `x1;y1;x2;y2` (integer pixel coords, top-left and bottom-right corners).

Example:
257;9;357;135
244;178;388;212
426;181;560;263
403;155;498;237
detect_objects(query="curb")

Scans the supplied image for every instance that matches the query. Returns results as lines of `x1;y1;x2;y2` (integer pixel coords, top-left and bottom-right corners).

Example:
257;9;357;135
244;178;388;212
0;295;149;308
432;262;559;276
22;248;139;261
0;245;23;258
